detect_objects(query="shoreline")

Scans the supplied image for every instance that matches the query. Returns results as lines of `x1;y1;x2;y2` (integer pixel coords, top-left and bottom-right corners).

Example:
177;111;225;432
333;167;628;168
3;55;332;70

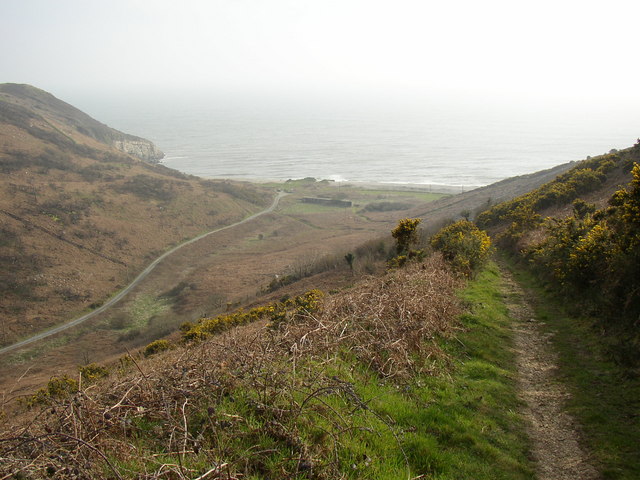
197;174;479;195
325;180;476;195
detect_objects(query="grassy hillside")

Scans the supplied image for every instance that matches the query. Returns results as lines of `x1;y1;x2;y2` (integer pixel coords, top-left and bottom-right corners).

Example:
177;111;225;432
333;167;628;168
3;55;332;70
0;253;537;479
0;86;272;346
4;85;637;479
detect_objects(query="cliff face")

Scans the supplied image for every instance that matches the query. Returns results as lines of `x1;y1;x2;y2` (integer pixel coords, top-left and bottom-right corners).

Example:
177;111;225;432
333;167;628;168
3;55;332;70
0;83;164;162
113;138;164;162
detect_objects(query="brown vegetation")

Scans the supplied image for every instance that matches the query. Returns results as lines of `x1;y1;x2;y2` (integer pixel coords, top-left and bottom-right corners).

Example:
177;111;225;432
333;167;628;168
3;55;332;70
0;255;461;479
0;84;584;412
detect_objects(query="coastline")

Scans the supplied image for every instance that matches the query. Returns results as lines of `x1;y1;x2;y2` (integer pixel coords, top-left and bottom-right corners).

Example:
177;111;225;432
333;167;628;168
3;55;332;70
325;180;474;195
196;173;476;195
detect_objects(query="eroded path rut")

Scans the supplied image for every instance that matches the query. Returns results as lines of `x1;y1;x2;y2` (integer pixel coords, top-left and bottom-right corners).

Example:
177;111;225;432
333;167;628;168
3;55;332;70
500;268;600;480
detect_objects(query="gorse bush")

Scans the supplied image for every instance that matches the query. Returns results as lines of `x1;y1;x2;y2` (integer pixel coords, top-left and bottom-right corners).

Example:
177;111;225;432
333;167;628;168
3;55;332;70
143;339;172;357
430;220;492;277
476;139;640;365
387;248;427;269
78;363;109;382
387;218;426;269
24;376;79;408
472;139;640;367
392;217;422;254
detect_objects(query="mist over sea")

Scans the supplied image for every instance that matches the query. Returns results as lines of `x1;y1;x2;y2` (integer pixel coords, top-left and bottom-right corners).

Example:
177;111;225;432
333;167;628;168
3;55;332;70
74;92;640;190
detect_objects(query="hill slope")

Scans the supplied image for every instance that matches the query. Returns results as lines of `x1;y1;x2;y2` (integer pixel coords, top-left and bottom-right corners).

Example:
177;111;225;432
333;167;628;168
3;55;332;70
0;85;272;346
2;99;638;478
0;83;164;162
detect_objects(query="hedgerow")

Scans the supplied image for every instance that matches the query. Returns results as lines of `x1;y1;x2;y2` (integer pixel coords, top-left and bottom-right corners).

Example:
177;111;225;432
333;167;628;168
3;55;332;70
180;289;324;341
524;160;640;365
476;147;637;248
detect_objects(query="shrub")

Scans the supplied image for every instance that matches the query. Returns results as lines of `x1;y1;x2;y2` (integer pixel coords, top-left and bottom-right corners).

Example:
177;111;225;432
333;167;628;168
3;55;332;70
182;290;325;341
572;199;596;219
344;253;355;271
387;254;408;269
360;201;412;213
495;205;542;251
112;174;177;201
430;220;492;276
25;376;79;407
143;339;172;357
79;363;109;382
201;180;270;205
523;162;640;365
387;249;427;269
477;151;628;231
391;218;422;255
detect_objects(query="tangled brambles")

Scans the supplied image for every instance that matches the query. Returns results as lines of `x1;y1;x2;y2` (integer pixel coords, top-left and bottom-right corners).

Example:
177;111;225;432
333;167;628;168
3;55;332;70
1;255;460;479
282;254;461;379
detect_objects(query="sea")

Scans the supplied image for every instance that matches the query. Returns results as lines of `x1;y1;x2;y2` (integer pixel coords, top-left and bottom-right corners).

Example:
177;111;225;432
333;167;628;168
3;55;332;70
71;92;640;191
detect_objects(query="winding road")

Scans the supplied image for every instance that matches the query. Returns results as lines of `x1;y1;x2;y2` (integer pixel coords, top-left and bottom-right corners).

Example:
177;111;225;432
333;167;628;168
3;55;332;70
0;191;287;356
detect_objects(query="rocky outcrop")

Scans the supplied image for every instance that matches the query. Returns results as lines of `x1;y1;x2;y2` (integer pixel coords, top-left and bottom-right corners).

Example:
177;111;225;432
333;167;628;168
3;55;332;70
113;138;164;163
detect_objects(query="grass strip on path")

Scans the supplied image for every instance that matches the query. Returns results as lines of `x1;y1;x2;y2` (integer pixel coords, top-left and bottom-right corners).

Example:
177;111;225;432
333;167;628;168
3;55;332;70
406;260;534;479
183;261;536;479
300;260;535;479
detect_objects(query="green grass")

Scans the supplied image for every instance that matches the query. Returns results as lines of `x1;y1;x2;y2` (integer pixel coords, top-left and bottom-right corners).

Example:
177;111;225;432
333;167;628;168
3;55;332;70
5;335;69;365
126;294;170;330
279;201;354;215
408;261;534;479
504;258;640;480
260;179;446;203
350;189;447;202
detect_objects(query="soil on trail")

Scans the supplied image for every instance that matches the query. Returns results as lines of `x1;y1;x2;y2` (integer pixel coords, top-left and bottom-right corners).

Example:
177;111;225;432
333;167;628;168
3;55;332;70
500;269;600;480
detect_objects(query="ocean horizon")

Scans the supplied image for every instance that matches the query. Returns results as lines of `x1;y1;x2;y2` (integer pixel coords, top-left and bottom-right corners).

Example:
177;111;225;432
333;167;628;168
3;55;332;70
71;92;640;189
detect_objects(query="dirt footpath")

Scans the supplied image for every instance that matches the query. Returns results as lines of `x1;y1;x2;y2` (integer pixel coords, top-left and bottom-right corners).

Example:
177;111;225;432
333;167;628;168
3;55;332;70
501;269;600;480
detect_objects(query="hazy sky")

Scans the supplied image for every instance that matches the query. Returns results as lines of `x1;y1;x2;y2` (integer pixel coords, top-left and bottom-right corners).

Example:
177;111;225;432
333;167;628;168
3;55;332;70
2;0;639;107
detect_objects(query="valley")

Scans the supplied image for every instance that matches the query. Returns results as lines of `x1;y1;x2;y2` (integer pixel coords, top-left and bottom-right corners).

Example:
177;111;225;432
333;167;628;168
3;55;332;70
2;84;638;479
0;167;574;399
0;84;572;396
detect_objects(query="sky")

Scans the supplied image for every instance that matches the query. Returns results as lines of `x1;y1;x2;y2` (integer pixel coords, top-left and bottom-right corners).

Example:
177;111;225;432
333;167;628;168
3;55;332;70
1;0;640;109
